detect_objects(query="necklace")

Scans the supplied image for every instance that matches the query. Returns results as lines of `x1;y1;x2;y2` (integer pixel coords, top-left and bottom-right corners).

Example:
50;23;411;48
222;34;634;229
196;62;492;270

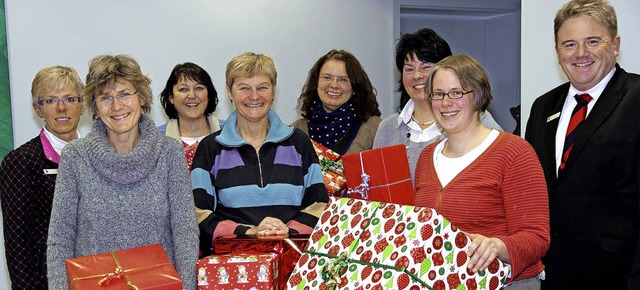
411;115;436;126
179;124;209;144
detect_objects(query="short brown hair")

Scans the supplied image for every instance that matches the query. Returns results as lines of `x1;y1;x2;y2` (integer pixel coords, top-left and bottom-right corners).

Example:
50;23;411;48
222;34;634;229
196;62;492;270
428;54;492;112
83;54;152;119
554;0;617;45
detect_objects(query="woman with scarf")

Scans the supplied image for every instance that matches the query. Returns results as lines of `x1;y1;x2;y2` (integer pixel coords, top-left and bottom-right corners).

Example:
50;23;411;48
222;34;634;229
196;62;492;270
292;49;382;155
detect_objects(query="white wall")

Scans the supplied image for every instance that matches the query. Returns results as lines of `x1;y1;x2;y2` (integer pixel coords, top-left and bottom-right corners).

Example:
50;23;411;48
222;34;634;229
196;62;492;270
0;0;395;288
5;0;396;148
521;0;640;136
2;0;640;288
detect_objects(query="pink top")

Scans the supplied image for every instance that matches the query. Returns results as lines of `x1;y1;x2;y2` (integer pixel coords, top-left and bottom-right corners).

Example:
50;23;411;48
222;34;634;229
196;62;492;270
40;129;61;164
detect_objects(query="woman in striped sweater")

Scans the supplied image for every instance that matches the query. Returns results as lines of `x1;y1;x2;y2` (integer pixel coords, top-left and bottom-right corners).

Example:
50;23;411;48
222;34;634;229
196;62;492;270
191;52;328;256
414;55;549;289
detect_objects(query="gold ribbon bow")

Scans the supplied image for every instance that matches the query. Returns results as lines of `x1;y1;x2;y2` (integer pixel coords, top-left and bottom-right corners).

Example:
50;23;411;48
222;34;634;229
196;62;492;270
320;252;349;287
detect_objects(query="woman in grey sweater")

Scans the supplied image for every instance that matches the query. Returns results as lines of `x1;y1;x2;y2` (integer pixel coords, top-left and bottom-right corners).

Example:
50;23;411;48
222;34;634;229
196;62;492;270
373;28;502;183
46;55;198;289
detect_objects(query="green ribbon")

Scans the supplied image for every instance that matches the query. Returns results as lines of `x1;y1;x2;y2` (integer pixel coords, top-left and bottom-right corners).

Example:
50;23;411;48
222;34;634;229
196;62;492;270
310;199;434;290
320;158;343;173
308;249;433;290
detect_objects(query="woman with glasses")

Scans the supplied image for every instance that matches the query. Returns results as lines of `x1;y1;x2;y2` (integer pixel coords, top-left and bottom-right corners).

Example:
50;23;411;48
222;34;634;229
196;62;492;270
414;55;549;289
158;62;223;171
0;66;84;289
46;54;198;289
192;52;328;256
292;49;382;155
373;28;501;183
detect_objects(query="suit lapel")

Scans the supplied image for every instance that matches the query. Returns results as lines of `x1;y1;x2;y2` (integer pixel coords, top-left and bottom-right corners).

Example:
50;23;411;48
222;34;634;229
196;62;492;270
563;67;627;172
543;85;569;178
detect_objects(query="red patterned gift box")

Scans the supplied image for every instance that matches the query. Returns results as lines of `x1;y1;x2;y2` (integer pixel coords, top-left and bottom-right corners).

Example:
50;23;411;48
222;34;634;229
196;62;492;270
65;243;182;290
311;140;348;197
197;253;278;290
287;197;511;290
342;144;414;205
214;235;309;290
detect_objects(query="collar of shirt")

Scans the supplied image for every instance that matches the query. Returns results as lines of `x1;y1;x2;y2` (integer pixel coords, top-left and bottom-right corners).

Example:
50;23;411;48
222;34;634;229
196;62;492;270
41;127;76;164
397;98;442;142
566;66;616;108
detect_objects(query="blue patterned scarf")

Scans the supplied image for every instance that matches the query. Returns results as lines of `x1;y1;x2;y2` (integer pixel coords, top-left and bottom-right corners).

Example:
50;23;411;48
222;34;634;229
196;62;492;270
308;99;362;155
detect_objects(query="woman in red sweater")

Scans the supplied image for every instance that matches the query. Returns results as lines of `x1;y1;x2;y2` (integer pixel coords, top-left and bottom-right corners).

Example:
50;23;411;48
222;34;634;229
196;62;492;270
414;55;549;289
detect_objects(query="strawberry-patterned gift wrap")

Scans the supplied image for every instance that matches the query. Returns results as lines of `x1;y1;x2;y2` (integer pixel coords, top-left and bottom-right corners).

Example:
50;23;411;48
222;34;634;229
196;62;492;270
342;144;414;205
197;253;279;290
311;140;348;197
286;197;511;290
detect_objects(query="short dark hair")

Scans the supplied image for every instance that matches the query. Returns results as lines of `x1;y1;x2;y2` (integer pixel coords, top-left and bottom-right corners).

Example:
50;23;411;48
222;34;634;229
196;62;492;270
160;62;218;119
298;49;381;120
395;28;452;111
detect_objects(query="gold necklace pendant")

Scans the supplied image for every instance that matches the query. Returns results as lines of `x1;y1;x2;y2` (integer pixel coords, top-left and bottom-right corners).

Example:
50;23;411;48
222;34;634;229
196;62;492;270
411;115;436;126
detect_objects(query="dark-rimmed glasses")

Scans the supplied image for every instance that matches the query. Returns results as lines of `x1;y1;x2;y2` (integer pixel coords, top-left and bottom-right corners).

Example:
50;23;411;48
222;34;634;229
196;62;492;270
429;90;474;100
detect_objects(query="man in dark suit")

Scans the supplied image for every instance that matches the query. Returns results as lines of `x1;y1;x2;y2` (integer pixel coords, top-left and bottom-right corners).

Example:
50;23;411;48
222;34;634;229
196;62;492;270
525;0;640;288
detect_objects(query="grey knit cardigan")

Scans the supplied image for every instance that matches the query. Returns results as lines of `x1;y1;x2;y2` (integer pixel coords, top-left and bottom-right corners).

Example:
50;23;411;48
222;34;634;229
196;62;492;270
46;115;198;289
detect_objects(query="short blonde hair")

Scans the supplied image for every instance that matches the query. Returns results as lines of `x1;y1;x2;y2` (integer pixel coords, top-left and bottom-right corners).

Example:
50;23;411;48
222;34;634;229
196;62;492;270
225;52;277;89
554;0;617;45
31;66;84;105
83;54;152;119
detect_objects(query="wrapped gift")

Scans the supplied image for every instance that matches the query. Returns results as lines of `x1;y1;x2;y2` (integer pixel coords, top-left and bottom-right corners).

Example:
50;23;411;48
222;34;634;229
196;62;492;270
214;234;309;290
287;197;511;289
65;243;182;290
342;144;414;205
311;140;348;197
197;253;278;290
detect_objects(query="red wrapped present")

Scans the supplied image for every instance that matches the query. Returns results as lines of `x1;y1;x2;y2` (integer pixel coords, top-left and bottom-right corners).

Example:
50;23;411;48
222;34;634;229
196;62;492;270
197;253;278;289
65;243;182;290
214;234;309;289
311;140;348;197
287;197;511;289
342;144;414;205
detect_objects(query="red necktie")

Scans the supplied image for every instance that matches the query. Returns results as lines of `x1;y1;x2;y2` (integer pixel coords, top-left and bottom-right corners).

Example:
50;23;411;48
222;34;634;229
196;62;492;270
559;94;592;170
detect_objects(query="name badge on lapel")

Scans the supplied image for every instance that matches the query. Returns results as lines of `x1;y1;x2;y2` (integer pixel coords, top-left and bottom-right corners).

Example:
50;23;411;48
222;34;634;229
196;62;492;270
43;169;58;175
547;112;561;122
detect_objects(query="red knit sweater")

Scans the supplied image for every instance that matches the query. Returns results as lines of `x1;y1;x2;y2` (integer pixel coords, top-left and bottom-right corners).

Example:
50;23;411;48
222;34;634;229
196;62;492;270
414;131;550;282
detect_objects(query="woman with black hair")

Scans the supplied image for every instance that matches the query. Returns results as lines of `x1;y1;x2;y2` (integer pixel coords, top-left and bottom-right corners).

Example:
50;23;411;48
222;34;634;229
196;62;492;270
158;62;223;171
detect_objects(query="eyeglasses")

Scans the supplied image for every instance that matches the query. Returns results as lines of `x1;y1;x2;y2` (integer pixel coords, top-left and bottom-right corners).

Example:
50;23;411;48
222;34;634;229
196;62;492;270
319;74;350;85
37;97;83;107
429;90;474;100
96;90;138;106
